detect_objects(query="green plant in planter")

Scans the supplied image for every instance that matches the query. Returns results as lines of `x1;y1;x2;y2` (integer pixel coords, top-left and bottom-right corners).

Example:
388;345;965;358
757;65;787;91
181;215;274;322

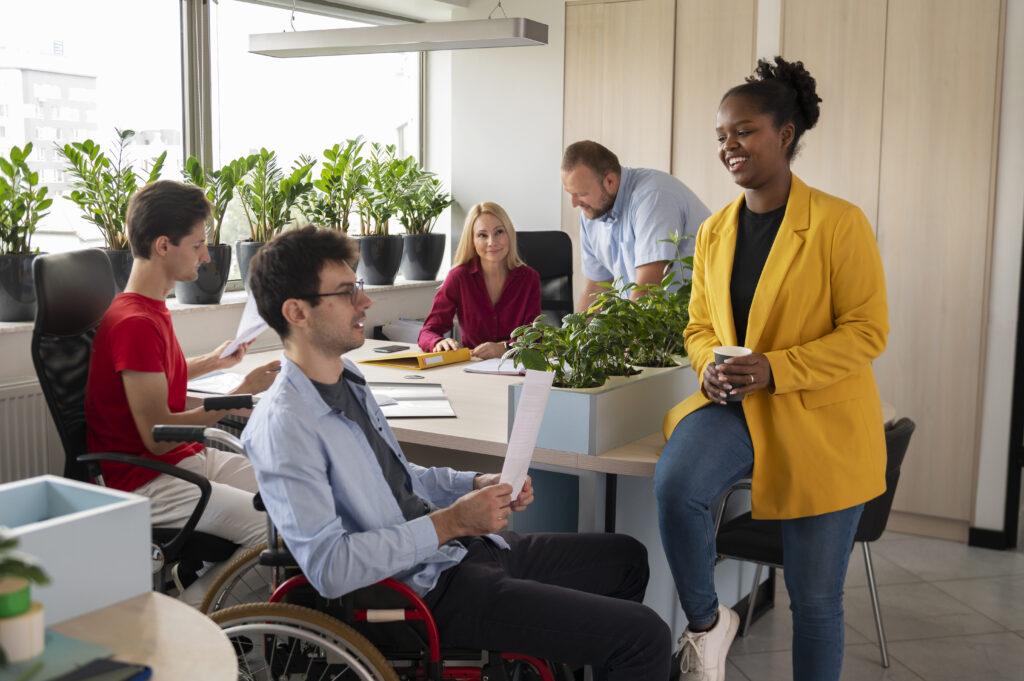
237;148;314;243
183;154;257;245
507;312;608;389
586;284;641;377
395;165;453;235
57;128;166;250
622;232;694;367
297;138;367;233
0;143;50;255
0;529;49;667
357;143;411;236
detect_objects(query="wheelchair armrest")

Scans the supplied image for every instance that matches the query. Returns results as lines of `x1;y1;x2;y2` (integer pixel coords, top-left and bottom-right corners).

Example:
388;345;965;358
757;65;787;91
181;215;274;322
77;452;212;560
202;394;253;411
714;478;752;536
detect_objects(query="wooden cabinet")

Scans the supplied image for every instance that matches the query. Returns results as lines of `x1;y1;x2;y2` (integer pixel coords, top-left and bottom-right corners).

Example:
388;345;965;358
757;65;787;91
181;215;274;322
562;0;1006;532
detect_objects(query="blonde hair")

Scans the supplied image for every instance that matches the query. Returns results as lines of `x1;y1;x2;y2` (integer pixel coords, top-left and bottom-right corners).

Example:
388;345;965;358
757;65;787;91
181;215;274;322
453;202;526;270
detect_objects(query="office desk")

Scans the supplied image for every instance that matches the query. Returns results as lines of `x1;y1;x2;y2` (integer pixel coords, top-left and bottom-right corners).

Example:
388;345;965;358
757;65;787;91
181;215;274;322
199;339;896;637
52;592;236;680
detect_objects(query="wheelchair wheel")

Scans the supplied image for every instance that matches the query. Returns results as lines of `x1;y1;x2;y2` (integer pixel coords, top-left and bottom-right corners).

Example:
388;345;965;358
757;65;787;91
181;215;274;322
201;543;274;614
212;602;399;681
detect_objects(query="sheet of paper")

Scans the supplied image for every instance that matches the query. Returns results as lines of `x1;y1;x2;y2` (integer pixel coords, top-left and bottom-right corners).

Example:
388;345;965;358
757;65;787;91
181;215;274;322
463;358;526;376
219;295;269;359
500;369;554;498
188;371;244;395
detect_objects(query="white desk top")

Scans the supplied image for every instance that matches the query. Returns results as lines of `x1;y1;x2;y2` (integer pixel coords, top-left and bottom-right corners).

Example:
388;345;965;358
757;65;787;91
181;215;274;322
52;592;236;680
200;340;897;478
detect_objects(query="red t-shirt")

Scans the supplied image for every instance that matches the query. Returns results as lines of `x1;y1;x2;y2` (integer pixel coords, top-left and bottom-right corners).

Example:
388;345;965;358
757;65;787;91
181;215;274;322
85;293;203;491
418;260;542;351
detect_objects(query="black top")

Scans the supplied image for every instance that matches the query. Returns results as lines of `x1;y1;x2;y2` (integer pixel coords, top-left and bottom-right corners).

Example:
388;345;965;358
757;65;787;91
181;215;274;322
730;203;786;345
312;372;434;522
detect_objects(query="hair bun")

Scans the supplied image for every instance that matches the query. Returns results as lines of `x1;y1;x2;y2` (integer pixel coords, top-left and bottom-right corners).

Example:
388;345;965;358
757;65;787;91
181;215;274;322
750;56;821;131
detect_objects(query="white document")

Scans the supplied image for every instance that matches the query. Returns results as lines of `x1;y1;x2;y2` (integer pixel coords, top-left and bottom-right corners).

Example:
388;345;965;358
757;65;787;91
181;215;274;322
500;369;555;498
463;358;526;376
188;371;244;395
219;295;269;359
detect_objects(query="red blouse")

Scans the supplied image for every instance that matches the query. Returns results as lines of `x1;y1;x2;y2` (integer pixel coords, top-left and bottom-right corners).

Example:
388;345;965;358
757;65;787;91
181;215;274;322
418;259;542;351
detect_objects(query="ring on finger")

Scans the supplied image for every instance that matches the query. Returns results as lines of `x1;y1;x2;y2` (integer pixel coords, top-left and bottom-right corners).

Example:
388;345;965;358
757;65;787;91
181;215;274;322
749;373;755;385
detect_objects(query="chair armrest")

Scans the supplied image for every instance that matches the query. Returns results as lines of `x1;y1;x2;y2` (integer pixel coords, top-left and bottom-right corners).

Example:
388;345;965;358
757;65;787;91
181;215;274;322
76;452;212;560
714;478;752;536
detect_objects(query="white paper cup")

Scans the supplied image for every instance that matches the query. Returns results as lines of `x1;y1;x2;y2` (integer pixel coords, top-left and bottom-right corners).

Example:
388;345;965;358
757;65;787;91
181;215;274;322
712;346;753;402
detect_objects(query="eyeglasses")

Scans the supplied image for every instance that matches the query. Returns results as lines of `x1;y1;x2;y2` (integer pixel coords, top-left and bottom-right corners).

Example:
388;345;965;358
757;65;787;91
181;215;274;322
296;279;365;305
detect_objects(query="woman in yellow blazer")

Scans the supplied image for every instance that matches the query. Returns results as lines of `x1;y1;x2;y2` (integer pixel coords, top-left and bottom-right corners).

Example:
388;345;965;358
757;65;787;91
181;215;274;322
655;58;888;681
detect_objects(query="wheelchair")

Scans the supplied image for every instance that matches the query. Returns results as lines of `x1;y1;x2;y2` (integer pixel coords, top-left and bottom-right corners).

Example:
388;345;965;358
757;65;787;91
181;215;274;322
152;425;565;681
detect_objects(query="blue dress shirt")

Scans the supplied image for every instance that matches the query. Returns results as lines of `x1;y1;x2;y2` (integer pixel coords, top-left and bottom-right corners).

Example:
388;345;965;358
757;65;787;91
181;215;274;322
243;357;507;598
579;167;710;290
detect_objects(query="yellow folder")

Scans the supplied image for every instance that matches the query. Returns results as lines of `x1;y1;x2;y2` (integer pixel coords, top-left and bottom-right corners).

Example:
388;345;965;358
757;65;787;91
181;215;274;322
358;347;472;370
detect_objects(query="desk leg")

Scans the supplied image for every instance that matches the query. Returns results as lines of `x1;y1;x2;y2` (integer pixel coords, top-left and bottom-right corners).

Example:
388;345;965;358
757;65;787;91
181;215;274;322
604;473;617;533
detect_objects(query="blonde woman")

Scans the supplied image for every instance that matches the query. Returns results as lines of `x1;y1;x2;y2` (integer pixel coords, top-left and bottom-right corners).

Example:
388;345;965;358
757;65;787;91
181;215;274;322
418;202;541;360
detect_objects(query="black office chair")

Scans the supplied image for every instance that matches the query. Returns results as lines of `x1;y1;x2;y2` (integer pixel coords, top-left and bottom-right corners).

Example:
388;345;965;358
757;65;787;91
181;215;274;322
30;248;240;590
714;417;916;668
516;231;573;326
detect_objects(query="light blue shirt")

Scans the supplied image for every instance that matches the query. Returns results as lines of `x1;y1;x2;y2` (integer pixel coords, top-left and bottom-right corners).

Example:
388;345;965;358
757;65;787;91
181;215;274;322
242;357;507;598
580;167;710;290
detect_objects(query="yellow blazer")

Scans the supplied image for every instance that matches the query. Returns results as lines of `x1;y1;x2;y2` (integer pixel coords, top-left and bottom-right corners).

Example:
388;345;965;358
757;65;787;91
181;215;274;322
663;175;889;519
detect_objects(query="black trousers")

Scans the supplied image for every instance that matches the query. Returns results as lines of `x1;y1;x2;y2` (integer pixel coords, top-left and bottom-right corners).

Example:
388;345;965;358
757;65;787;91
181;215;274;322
424;532;671;681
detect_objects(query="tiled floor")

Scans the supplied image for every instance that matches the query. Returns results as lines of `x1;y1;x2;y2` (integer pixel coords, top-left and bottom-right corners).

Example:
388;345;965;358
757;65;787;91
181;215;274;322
725;531;1024;680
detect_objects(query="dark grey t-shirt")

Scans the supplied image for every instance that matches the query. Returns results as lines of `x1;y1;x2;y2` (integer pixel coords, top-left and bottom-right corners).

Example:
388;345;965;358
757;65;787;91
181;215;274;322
311;372;433;522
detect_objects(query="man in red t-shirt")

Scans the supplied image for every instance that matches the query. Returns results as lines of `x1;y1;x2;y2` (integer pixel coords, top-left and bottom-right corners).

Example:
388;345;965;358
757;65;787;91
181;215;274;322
86;180;279;606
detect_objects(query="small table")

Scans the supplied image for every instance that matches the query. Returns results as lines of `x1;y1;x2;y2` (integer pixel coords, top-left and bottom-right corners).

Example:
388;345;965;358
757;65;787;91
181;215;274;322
52;592;236;680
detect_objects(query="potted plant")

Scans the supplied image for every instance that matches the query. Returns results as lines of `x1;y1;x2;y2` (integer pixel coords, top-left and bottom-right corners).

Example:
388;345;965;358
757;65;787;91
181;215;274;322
623;233;693;367
236;148;314;287
508;312;608;389
57;128;166;291
355;143;407;286
178;154;257;304
0;530;49;665
296;137;366;234
0;144;50;322
396;164;453;281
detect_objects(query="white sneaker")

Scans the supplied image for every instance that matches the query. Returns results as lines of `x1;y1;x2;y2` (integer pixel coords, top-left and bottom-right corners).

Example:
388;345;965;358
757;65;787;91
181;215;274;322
674;605;739;680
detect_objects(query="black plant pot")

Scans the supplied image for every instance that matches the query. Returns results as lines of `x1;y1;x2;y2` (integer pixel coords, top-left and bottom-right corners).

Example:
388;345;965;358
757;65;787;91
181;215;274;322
175;244;232;305
104;248;133;293
236;240;264;290
0;252;40;322
400;233;446;281
357;235;405;286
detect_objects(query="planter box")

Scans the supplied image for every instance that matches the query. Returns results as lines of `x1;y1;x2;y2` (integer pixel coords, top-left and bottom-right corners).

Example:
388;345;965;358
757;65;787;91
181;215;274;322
508;362;698;455
0;476;151;625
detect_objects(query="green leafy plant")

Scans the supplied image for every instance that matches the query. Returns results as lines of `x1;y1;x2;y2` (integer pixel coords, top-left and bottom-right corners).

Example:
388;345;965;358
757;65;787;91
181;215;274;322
297;138;367;233
237;148;314;243
395;165;453;235
507;232;694;387
56;128;166;250
0;143;51;255
0;529;50;667
183;154;257;246
357;143;410;237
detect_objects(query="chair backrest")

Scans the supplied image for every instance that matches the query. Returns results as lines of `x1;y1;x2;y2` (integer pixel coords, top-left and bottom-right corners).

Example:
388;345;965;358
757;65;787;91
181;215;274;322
516;230;573;326
31;249;116;481
855;417;916;543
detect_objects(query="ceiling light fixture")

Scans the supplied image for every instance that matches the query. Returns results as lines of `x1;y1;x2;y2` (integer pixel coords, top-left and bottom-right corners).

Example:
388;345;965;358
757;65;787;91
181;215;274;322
249;2;547;58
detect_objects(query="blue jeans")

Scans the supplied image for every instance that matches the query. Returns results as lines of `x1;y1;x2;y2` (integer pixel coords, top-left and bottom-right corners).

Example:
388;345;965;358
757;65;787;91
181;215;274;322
654;404;863;681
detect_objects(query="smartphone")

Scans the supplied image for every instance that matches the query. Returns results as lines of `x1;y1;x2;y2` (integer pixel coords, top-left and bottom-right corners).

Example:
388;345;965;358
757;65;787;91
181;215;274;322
373;344;410;353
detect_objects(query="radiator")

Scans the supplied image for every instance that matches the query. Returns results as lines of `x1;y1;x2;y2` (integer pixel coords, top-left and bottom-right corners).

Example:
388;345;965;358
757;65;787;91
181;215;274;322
0;380;63;483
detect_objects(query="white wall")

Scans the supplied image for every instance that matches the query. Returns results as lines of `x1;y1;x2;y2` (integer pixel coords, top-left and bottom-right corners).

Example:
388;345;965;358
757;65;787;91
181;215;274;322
431;0;566;242
973;0;1024;533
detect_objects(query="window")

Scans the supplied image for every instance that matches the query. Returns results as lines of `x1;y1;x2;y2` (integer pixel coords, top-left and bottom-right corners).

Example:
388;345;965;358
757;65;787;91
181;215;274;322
0;0;183;254
212;1;421;262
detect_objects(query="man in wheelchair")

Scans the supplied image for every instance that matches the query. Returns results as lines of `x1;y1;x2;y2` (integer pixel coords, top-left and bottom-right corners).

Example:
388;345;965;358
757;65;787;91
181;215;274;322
242;226;672;680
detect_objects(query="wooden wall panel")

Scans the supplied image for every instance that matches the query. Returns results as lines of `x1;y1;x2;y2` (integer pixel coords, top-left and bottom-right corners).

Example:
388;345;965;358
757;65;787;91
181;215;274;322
562;0;676;298
781;0;887;228
671;0;757;213
875;0;1002;521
